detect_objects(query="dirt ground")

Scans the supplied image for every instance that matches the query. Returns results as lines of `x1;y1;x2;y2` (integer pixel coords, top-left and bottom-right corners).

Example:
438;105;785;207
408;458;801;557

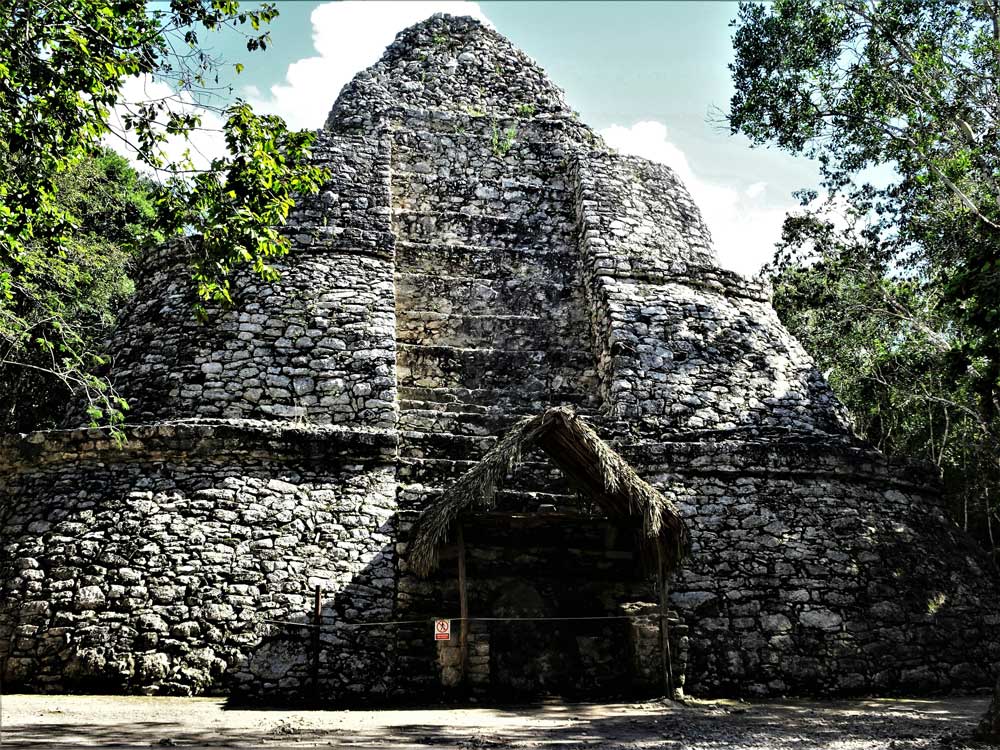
0;693;994;750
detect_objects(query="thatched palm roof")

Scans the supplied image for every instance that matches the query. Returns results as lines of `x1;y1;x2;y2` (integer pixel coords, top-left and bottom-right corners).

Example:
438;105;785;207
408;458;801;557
407;407;690;577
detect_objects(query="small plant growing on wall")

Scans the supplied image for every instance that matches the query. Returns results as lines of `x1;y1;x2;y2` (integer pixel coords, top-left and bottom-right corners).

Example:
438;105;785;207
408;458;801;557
514;103;536;117
491;120;517;157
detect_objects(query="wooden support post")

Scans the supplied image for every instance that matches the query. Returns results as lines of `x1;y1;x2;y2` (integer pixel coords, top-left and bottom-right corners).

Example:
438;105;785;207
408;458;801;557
457;524;469;684
311;585;322;703
656;544;674;698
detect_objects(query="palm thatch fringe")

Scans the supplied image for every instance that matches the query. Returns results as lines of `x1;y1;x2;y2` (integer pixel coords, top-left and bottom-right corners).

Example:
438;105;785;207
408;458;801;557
407;406;690;577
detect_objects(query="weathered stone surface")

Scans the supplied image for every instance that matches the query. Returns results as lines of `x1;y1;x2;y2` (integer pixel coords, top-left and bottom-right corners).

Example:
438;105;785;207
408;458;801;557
1;13;997;702
249;640;309;681
137;653;170;683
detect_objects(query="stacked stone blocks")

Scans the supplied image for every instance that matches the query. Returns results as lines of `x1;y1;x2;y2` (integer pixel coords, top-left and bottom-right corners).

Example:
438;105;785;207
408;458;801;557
1;14;998;700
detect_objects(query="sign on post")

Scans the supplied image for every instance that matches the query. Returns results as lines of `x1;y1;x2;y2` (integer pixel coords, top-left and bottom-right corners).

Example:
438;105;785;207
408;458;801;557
434;619;451;641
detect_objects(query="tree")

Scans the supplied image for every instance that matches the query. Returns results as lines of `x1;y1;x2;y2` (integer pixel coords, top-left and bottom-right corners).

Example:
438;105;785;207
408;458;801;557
0;148;160;431
0;1;326;430
730;0;1000;538
768;207;1000;550
729;0;1000;420
0;147;179;431
979;677;1000;741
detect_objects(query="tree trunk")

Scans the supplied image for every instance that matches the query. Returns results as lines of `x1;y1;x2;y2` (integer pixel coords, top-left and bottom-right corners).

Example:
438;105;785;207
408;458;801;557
977;675;1000;741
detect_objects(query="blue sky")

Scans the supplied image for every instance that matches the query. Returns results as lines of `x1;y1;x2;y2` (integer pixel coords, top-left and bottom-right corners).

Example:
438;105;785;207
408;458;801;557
136;1;831;275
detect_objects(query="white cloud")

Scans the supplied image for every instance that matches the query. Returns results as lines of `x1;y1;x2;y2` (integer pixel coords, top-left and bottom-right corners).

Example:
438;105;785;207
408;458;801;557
599;121;797;277
105;74;228;177
247;1;492;131
106;2;490;169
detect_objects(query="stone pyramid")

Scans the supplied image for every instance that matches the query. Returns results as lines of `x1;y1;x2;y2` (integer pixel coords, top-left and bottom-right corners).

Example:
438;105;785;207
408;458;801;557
1;14;996;700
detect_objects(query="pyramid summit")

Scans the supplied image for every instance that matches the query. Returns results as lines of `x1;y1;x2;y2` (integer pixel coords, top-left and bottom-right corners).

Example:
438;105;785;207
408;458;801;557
1;15;997;701
328;14;575;126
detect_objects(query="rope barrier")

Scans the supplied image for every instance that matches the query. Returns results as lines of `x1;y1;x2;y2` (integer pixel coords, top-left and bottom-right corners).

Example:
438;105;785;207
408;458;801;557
264;613;664;630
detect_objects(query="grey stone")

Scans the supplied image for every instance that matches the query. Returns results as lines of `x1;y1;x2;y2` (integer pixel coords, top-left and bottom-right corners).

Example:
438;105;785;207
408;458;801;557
800;609;843;631
136;653;170;683
0;12;995;706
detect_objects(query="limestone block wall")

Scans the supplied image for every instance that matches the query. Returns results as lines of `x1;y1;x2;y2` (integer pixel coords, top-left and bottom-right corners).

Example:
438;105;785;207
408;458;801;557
576;153;716;274
0;423;398;698
391;113;597;414
2;12;998;705
384;103;610;694
574;153;853;435
625;438;1000;696
106;132;397;429
325;14;591;131
623;602;690;694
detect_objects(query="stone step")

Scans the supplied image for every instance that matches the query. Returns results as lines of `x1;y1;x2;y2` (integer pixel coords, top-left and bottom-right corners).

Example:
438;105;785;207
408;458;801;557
391;173;572;219
397;385;601;412
391;133;574;172
398;398;493;415
392;168;572;194
399;427;574;464
391;208;575;248
393;192;571;225
389;109;581;138
395;239;582;280
397;406;623;448
397;455;568;492
396;344;599;397
398;429;496;460
386;105;588;140
397;398;602;423
398;407;525;436
396;310;590;351
395;272;590;319
396;480;587;514
399;430;623;478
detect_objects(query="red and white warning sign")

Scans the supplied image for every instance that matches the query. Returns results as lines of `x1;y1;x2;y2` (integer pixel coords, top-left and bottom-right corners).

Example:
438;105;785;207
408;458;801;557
434;619;451;641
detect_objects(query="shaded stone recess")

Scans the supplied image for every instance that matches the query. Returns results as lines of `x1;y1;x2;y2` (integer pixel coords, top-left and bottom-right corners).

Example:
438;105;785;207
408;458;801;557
396;510;689;700
1;13;998;701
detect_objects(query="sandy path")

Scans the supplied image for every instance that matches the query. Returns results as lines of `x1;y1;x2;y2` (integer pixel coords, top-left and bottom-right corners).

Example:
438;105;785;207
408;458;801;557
0;693;991;749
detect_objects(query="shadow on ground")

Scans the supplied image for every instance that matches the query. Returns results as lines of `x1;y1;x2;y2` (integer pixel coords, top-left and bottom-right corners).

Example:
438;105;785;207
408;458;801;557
1;696;992;749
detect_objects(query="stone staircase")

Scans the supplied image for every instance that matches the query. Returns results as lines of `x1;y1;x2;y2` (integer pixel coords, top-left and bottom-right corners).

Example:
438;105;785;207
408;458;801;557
389;118;603;689
391;120;601;510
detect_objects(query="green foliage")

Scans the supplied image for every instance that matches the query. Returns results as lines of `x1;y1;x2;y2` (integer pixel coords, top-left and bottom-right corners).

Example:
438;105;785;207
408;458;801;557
0;1;326;433
730;0;1000;396
514;103;536;118
769;208;1000;552
731;0;1000;549
155;102;326;318
490;121;517;157
0;149;158;432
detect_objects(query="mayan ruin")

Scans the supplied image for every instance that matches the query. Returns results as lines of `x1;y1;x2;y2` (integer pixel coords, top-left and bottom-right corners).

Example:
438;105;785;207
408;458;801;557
1;13;998;707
